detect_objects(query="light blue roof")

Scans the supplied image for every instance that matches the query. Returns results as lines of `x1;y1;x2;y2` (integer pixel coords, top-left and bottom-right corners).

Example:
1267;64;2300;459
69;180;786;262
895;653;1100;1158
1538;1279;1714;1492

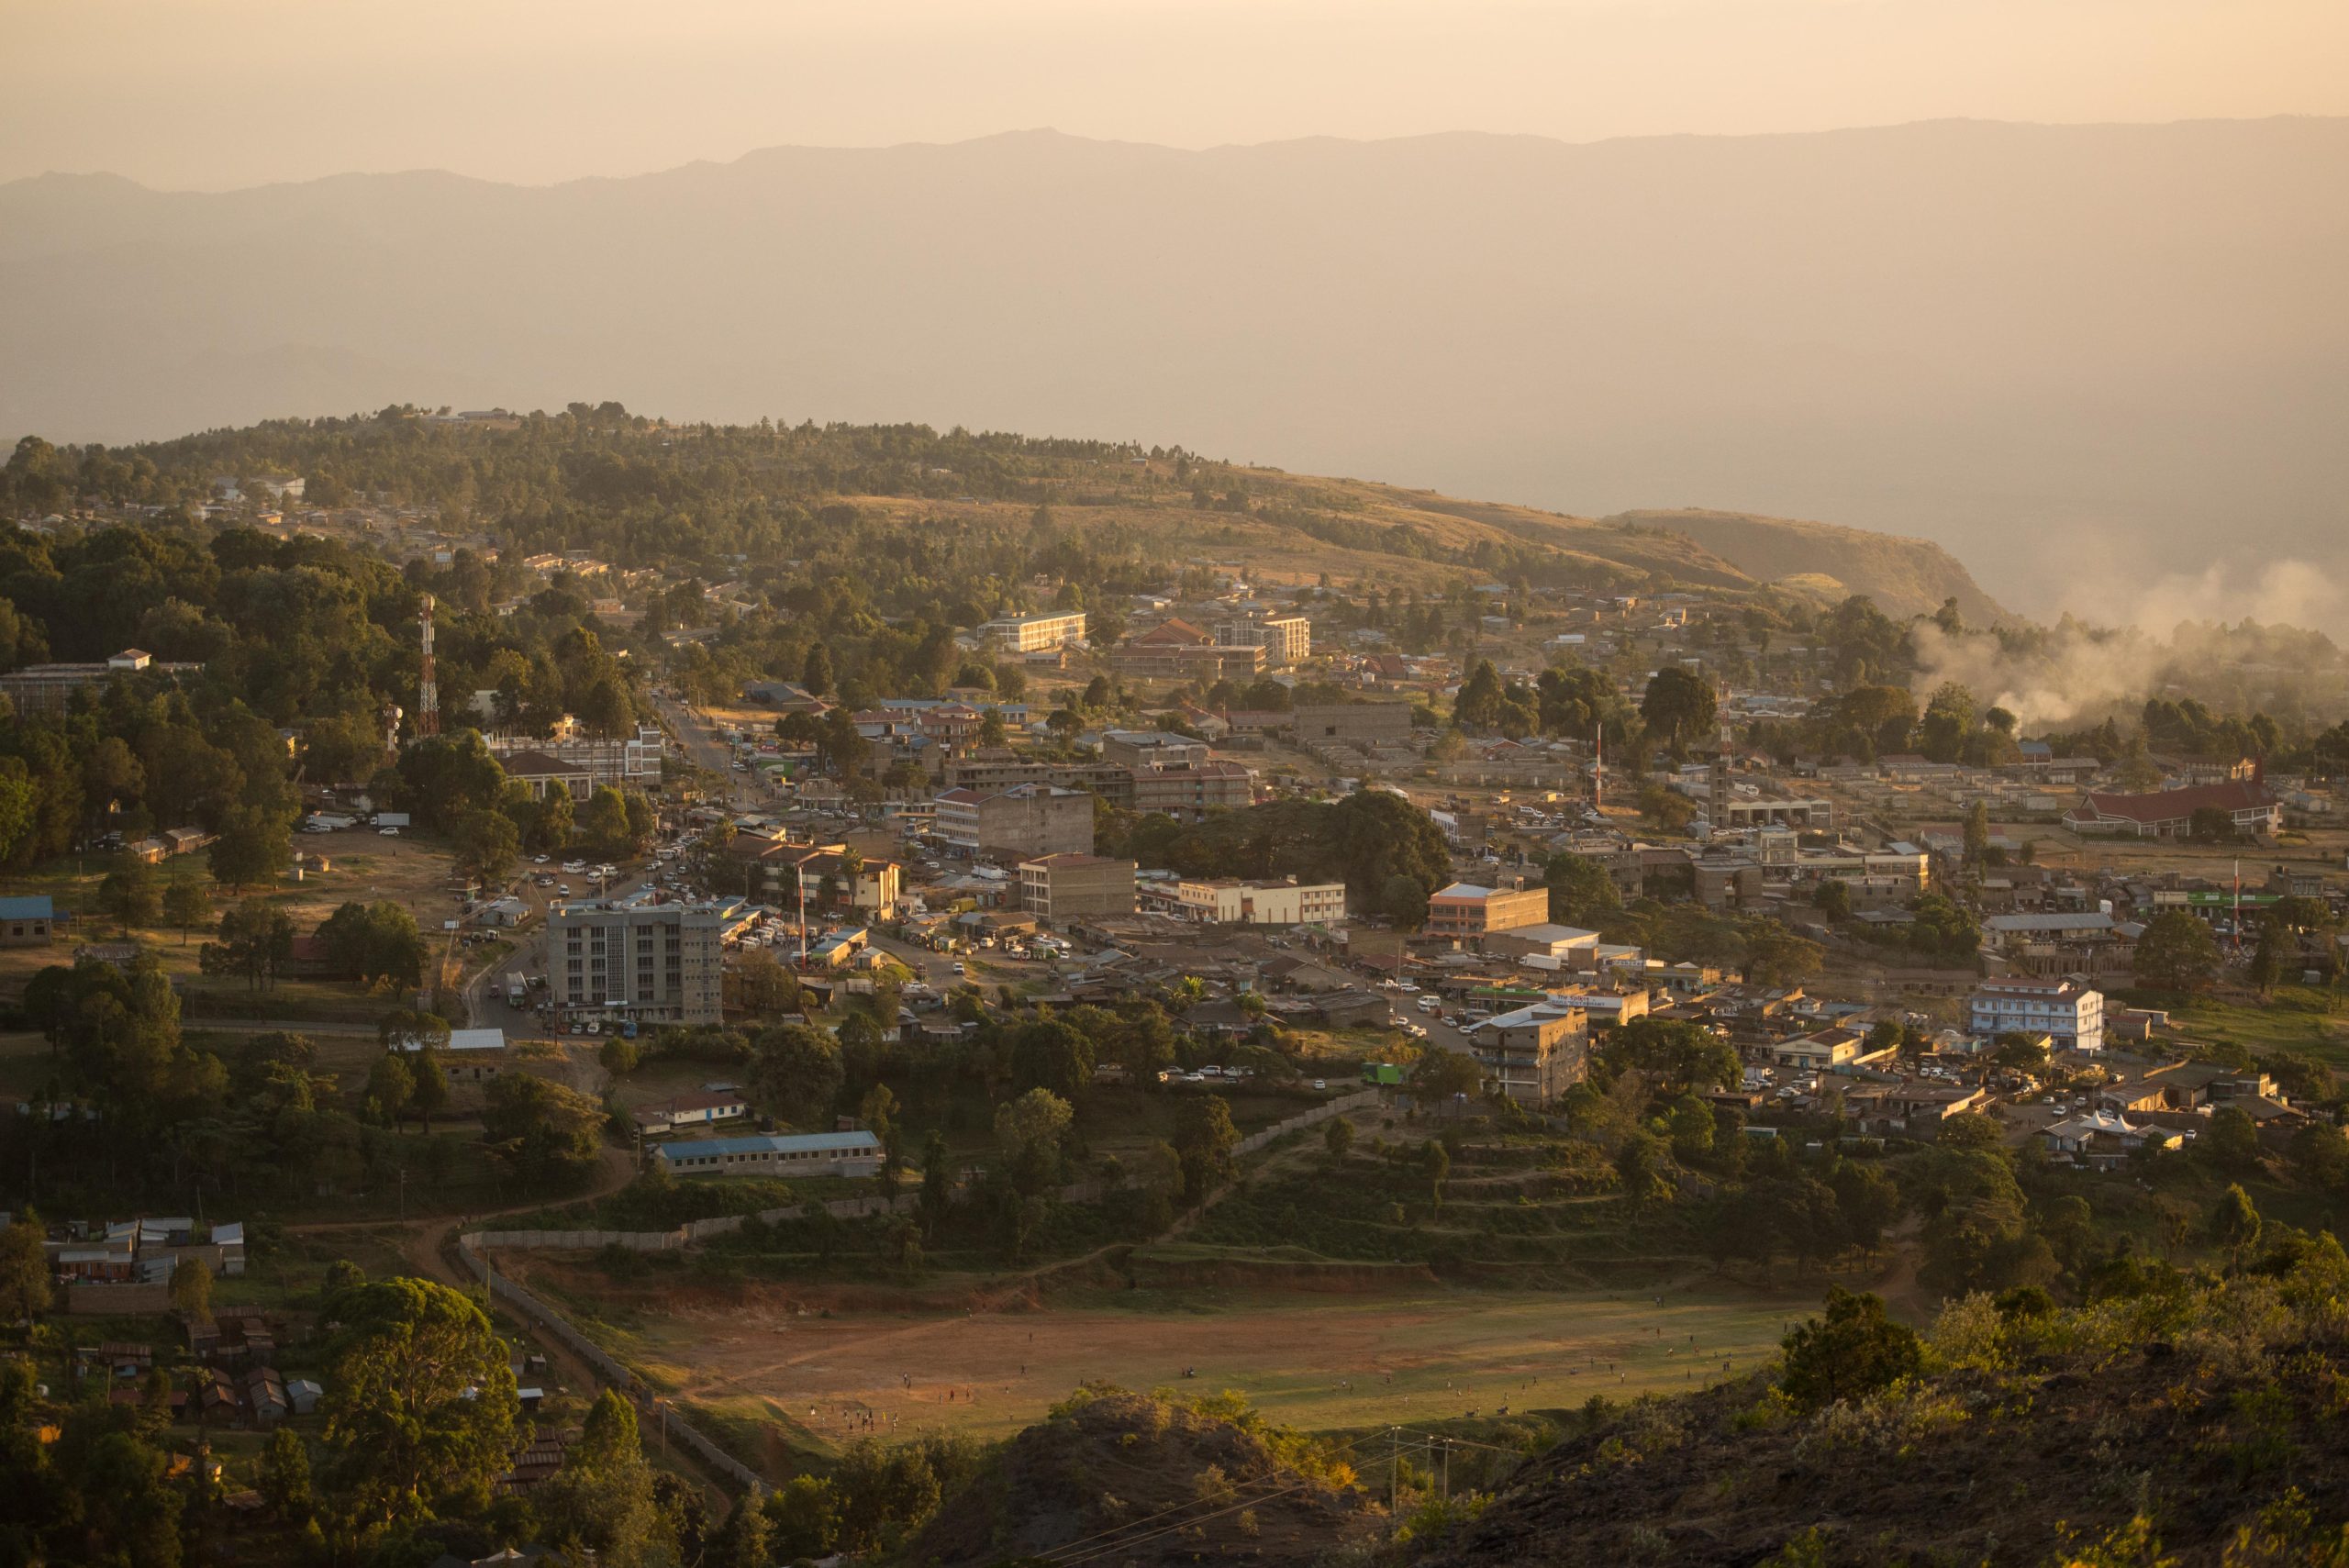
654;1131;880;1161
0;896;53;920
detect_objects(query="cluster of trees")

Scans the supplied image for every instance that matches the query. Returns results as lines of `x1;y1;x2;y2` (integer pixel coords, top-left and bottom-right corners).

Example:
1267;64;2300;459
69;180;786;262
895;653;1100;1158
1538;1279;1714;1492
1122;792;1450;921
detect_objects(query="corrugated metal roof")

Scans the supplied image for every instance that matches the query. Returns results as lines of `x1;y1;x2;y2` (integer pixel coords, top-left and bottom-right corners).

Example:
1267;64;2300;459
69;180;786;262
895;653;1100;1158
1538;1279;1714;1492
652;1131;880;1161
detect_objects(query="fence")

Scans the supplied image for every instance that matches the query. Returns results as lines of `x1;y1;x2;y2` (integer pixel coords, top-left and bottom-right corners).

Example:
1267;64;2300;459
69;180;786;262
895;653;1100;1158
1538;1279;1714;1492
454;1231;767;1492
1234;1088;1380;1155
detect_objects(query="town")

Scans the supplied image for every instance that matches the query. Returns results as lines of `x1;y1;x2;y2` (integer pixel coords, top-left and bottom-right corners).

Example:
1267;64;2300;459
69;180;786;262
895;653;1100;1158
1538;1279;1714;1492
3;412;2348;1565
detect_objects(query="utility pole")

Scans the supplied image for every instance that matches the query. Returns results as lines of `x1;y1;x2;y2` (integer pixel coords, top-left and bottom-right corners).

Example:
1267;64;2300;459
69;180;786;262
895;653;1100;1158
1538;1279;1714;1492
1388;1427;1399;1524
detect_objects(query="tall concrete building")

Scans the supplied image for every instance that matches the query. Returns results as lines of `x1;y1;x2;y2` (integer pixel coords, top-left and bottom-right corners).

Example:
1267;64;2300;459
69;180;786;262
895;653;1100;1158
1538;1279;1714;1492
1019;854;1138;918
977;611;1087;653
549;898;725;1025
1470;1001;1590;1105
935;783;1095;859
1292;702;1413;747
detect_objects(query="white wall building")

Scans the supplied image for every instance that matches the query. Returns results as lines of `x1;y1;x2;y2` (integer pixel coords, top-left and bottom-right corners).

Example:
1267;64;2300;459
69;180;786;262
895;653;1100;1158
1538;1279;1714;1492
1969;977;2105;1053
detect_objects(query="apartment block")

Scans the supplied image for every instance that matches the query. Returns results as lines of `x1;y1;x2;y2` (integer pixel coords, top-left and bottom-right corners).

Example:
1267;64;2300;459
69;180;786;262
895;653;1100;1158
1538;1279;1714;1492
934;783;1095;859
550;898;725;1025
978;611;1088;653
1291;701;1413;747
1470;1001;1589;1106
1019;853;1138;918
1968;977;2105;1054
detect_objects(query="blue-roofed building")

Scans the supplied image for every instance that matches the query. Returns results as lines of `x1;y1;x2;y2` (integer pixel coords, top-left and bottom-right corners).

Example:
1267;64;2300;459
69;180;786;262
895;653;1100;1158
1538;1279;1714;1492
0;895;54;946
652;1130;882;1179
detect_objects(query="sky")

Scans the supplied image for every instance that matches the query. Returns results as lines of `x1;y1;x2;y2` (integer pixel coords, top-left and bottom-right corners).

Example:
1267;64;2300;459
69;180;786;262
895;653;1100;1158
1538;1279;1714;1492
6;0;2349;189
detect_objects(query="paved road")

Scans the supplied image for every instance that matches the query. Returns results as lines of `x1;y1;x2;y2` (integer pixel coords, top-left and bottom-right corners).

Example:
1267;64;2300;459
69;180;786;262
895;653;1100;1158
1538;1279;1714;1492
653;692;759;811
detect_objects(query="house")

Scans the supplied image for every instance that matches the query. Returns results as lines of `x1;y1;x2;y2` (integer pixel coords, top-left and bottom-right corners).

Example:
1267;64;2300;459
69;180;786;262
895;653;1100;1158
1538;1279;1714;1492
1773;1027;1866;1071
287;1378;323;1416
631;1089;751;1136
2041;1110;2183;1170
0;896;55;946
245;1368;291;1424
2063;779;2279;840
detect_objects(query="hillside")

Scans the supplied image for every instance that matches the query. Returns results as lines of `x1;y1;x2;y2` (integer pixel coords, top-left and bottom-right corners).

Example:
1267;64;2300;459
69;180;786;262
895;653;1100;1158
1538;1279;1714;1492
1605;508;2001;624
4;119;2345;608
1417;1261;2349;1568
906;1385;1383;1566
0;410;1998;619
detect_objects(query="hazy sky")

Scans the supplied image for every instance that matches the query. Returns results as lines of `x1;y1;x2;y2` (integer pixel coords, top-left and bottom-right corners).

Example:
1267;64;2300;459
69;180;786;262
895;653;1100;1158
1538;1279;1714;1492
7;0;2347;188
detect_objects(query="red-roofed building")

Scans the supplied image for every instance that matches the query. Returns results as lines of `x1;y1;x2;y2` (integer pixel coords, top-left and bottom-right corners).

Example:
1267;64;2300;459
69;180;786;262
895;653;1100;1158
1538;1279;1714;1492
2063;779;2277;840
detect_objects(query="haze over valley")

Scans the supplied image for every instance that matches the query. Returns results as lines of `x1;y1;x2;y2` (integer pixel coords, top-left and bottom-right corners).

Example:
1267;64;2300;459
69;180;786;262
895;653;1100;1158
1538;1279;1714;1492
6;117;2347;620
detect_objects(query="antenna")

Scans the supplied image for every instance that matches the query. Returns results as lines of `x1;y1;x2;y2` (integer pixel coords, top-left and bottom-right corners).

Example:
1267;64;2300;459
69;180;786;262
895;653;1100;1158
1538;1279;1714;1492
417;595;440;739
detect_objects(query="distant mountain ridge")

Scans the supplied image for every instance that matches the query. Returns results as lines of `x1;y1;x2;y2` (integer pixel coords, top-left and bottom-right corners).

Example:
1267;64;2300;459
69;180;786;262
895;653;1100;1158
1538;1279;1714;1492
4;118;2344;610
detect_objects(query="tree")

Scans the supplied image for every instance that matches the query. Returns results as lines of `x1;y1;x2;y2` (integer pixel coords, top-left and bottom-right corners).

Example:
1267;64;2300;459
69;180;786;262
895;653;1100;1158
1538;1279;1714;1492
365;1051;414;1126
995;1087;1074;1197
537;1388;660;1563
1608;1018;1742;1095
161;862;210;944
1172;1095;1240;1205
1323;1115;1355;1161
2134;909;2222;993
317;900;429;987
767;1473;842;1561
2203;1105;2262;1175
1990;1031;2052;1075
1778;1287;1922;1412
482;1073;604;1186
1419;1138;1452;1207
920;1129;954;1236
750;1023;845;1128
1413;1047;1483;1101
2248;918;2286;997
1640;667;1718;756
407;1045;450;1131
802;641;834;697
0;1202;50;1320
169;1258;213;1319
1380;873;1430;932
323;1278;517;1527
453;806;520;883
98;851;161;931
209;803;290;892
202;899;295;990
1542;851;1621;928
260;1426;313;1520
2208;1183;2264;1270
1009;1018;1095;1103
1962;800;1990;866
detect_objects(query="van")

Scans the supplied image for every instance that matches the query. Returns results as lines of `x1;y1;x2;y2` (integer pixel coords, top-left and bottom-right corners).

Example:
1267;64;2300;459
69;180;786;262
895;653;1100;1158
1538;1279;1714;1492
1417;995;1440;1013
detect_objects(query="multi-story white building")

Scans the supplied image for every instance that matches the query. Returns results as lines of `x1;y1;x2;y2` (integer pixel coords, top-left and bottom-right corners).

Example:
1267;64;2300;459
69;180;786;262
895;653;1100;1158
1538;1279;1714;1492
1174;877;1347;927
1213;612;1311;667
978;611;1088;653
549;897;725;1025
1969;977;2104;1054
487;723;666;787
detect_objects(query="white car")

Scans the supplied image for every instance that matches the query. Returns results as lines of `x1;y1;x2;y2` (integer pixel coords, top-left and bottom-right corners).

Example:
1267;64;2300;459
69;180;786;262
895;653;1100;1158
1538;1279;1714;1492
378;827;400;837
951;962;966;976
1396;982;1420;993
533;854;550;864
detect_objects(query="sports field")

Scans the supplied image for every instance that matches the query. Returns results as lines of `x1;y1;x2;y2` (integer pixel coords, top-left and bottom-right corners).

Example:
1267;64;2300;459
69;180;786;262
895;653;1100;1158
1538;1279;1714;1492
528;1264;1803;1451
